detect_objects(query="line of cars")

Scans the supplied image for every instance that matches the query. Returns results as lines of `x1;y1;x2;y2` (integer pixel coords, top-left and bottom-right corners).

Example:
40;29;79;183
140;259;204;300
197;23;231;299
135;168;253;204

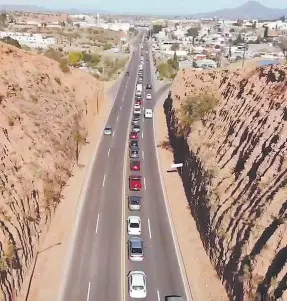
126;58;153;299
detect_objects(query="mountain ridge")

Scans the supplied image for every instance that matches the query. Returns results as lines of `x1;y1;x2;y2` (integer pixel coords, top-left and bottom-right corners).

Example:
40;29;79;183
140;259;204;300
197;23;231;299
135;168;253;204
189;1;287;20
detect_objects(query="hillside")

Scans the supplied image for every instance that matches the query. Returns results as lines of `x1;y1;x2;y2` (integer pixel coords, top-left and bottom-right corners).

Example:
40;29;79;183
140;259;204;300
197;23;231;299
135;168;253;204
0;42;104;299
163;65;287;300
190;1;287;20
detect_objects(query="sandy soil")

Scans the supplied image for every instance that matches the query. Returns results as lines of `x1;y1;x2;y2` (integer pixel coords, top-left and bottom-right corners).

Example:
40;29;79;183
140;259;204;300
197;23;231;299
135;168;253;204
17;80;116;301
154;98;229;301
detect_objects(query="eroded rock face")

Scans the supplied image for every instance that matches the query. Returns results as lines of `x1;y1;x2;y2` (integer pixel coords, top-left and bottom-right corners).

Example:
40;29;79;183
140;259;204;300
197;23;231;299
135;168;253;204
0;43;103;299
164;66;287;301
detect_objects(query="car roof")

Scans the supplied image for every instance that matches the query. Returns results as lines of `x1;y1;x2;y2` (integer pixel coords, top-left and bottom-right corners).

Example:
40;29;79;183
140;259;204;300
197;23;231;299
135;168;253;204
130;271;146;284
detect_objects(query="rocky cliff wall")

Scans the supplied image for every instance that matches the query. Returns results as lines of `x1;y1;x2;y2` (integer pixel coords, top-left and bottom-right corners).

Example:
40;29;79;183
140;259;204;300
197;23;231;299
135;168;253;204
0;43;104;300
164;66;287;301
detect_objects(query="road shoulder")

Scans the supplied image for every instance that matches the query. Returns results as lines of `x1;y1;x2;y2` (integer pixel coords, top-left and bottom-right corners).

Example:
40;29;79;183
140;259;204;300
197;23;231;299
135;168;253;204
154;96;229;301
18;80;116;301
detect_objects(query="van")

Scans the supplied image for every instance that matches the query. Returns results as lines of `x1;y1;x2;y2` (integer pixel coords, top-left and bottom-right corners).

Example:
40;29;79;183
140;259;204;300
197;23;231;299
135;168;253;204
144;109;153;119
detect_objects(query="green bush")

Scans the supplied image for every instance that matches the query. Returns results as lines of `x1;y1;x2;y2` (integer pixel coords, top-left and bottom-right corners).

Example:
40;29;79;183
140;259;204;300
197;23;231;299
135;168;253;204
179;92;219;130
103;43;112;50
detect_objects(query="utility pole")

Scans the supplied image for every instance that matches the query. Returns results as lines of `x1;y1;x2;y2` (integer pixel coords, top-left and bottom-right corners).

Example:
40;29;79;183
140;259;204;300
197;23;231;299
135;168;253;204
242;40;246;67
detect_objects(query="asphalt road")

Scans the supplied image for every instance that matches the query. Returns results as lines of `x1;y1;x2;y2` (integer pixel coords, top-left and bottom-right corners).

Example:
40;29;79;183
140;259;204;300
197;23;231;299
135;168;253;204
123;40;189;300
58;33;190;301
58;40;141;301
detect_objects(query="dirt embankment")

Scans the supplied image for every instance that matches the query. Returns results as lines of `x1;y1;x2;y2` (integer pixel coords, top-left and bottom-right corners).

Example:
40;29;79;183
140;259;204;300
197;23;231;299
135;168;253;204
0;42;105;300
163;66;287;301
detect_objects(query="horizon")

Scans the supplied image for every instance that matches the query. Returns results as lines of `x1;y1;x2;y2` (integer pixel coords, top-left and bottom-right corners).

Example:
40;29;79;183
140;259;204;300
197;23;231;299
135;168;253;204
0;0;286;15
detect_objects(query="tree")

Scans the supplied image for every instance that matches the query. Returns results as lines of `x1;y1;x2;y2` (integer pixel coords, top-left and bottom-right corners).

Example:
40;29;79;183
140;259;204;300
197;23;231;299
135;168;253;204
0;13;7;25
152;24;163;34
171;43;179;51
185;27;199;45
72;113;86;164
278;36;287;60
1;37;21;49
68;51;83;65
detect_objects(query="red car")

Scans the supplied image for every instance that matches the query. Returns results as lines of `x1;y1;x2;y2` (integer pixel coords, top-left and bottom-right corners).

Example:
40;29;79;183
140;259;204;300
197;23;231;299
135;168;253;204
135;98;142;105
130;132;138;139
129;176;142;191
130;160;141;171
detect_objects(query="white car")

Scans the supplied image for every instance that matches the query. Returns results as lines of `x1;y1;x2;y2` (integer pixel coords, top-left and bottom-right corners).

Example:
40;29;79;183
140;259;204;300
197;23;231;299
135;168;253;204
134;107;141;115
127;216;141;235
144;109;153;119
128;271;147;299
146;94;151;100
134;104;141;109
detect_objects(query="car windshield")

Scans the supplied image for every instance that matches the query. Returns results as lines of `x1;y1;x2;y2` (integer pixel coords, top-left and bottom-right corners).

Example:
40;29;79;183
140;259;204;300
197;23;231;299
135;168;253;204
131;247;142;253
130;199;140;204
130;222;139;228
132;285;144;290
105;127;111;130
132;161;139;165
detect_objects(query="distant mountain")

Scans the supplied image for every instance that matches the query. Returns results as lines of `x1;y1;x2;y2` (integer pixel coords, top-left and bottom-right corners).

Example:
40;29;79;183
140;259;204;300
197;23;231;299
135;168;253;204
190;1;287;20
0;4;110;14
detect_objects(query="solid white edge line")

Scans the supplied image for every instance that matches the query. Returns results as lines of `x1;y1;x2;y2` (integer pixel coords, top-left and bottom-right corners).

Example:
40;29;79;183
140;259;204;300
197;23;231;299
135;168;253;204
144;177;146;190
157;289;160;301
150;50;194;300
142;150;144;159
86;282;91;301
108;148;110;157
95;214;100;234
57;46;134;301
121;50;140;301
102;174;106;187
142;131;144;139
148;218;152;239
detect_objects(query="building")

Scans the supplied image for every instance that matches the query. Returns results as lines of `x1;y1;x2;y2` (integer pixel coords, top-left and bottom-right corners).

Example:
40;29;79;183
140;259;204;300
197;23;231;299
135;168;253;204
0;31;56;48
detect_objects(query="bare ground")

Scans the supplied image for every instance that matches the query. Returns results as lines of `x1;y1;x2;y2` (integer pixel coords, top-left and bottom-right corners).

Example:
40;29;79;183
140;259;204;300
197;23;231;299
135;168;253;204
17;81;115;301
154;97;229;301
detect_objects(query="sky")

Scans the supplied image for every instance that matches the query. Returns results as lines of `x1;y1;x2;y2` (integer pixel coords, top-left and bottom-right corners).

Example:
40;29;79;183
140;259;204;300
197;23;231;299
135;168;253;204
1;0;287;15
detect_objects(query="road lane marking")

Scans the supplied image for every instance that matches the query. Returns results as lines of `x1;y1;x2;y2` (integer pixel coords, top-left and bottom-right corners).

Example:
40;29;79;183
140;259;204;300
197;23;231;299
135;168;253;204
108;148;110;157
112;130;115;136
86;282;91;301
142;132;144;139
96;214;100;233
148;218;152;239
102;174;106;187
144;177;146;190
157;290;160;301
120;105;122;110
117;116;119;122
142;150;144;159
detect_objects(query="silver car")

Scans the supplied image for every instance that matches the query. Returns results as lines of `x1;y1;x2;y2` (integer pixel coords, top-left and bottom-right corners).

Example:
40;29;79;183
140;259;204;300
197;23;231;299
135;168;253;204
130;148;140;159
104;126;112;135
132;125;141;133
128;196;141;210
128;237;144;262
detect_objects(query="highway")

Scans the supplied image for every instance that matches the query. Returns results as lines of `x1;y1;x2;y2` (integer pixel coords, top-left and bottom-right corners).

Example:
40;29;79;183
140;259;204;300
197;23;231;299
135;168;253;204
58;40;141;300
123;40;188;300
58;34;190;301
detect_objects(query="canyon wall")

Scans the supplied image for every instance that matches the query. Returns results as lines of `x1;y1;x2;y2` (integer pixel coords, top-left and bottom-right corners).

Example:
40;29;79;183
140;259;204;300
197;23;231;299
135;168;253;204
0;43;104;300
164;66;287;300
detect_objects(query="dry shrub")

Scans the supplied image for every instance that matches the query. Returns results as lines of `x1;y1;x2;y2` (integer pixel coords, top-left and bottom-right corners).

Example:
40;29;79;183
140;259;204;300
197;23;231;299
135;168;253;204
178;90;219;134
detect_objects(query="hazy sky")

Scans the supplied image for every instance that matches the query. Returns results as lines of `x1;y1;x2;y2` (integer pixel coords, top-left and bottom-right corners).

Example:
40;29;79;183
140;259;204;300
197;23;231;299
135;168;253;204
1;0;287;14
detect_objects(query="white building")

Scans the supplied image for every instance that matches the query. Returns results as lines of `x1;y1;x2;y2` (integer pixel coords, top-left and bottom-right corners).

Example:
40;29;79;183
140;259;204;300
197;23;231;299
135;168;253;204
0;32;56;48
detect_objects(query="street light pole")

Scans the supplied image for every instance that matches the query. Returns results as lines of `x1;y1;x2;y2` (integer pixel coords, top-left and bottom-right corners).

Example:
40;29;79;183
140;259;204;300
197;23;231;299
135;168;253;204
242;40;246;68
